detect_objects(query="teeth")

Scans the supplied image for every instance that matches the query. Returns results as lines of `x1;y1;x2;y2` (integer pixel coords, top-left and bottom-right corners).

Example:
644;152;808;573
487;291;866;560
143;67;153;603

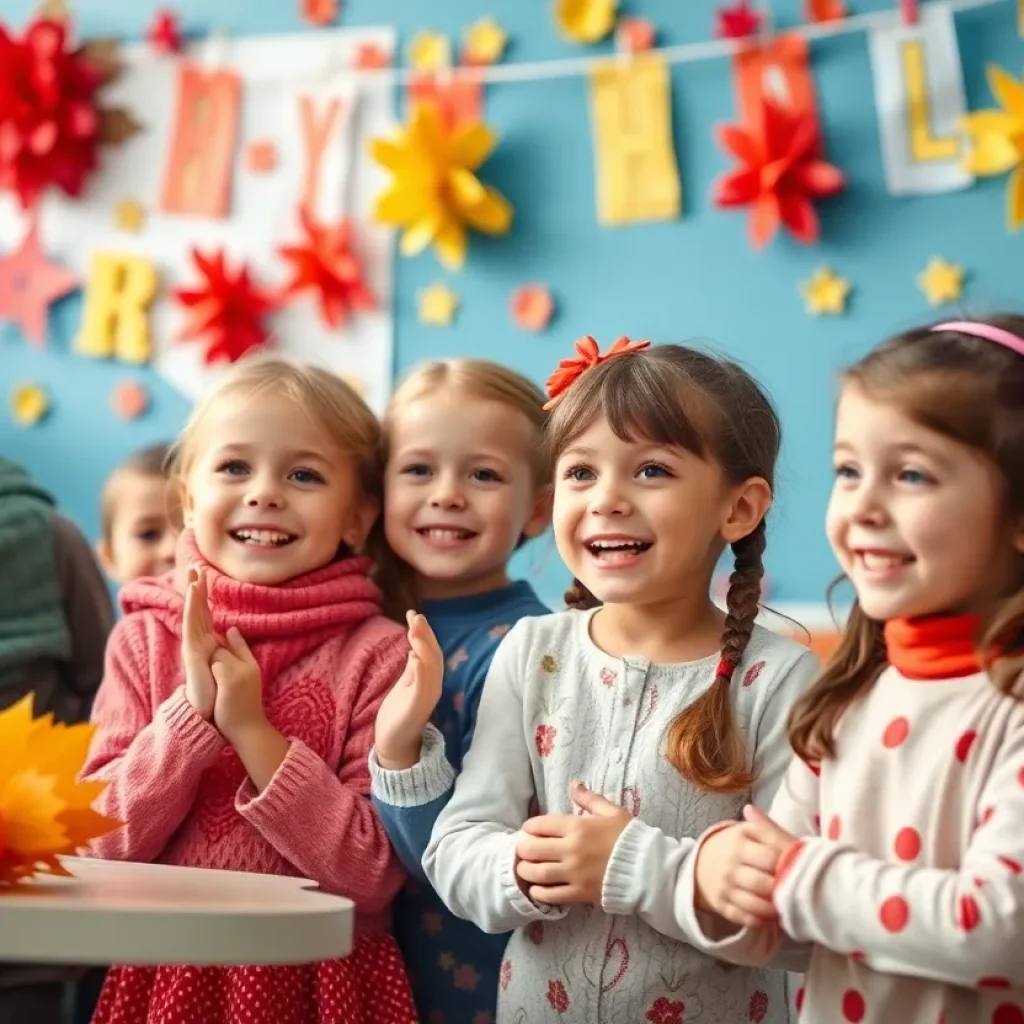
588;540;649;551
232;529;294;546
420;528;473;541
861;552;906;570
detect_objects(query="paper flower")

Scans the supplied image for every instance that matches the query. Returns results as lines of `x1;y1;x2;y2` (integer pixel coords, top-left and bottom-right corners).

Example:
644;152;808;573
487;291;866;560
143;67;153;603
278;209;376;330
616;17;656;53
554;0;618;44
800;267;851;316
111;379;149;419
0;18;105;209
418;282;460;326
371;104;513;271
713;94;846;249
463;17;508;65
917;256;964;306
173;248;278;365
544;336;650;410
0;695;119;884
961;65;1024;232
147;9;182;53
407;31;451;72
511;284;555;332
715;0;763;39
10;382;49;426
301;0;338;27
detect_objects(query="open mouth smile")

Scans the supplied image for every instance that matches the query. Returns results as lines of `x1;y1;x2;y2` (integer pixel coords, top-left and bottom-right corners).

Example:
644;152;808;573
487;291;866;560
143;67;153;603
584;536;654;566
229;527;297;548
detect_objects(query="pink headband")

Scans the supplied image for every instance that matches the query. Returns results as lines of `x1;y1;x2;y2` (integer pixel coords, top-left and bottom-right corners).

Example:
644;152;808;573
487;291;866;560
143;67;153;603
932;320;1024;358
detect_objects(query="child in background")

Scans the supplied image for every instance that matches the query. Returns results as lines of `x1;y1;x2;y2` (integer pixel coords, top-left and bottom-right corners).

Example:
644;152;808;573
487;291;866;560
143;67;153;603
96;442;178;585
418;339;817;1023
693;317;1024;1022
83;358;417;1024
369;359;551;1023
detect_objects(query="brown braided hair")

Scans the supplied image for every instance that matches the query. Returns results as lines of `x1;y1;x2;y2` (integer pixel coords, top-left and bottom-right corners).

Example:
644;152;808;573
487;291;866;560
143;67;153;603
789;316;1024;764
550;344;780;793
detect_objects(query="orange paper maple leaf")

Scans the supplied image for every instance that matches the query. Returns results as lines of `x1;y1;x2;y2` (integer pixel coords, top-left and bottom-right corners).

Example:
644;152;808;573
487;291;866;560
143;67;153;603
544;336;651;410
0;695;119;885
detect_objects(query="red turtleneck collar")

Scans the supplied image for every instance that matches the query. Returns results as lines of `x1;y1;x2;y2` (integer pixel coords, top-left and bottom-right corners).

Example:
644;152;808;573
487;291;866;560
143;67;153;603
883;614;984;680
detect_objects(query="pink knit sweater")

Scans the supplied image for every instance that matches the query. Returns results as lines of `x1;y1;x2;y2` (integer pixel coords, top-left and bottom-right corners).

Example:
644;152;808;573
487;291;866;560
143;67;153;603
83;532;409;937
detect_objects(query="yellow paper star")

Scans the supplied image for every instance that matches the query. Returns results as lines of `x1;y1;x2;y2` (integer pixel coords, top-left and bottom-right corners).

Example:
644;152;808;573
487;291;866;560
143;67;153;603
371;104;514;271
114;198;146;234
407;30;451;72
961;65;1024;232
418;282;459;326
463;17;507;65
800;267;851;316
917;257;965;307
555;0;618;44
10;383;49;427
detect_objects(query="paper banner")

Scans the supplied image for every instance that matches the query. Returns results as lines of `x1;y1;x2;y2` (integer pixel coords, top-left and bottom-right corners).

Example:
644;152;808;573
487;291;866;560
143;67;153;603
867;4;972;195
588;55;682;227
734;34;820;146
297;85;357;219
407;71;483;130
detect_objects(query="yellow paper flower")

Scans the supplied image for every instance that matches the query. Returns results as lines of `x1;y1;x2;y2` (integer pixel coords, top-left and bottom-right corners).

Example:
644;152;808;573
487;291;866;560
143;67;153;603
406;30;451;72
0;696;119;885
463;17;507;65
962;65;1024;232
371;104;513;271
418;282;460;326
10;383;49;427
555;0;618;44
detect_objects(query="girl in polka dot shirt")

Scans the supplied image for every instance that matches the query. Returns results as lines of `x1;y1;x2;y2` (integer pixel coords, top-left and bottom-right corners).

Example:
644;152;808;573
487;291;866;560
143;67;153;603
692;317;1024;1024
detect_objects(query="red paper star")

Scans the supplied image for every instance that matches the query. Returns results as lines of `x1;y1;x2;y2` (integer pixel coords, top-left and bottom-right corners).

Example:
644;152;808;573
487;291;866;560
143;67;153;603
713;94;845;249
278;209;376;330
147;9;183;54
173;249;278;364
0;215;79;346
715;0;764;38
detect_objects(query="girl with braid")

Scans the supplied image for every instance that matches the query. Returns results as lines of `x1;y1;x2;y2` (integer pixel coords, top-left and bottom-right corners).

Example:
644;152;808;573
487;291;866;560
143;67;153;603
410;339;818;1023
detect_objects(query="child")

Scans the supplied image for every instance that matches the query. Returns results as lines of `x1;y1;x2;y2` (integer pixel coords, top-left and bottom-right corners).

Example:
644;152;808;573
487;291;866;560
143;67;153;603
418;338;819;1023
692;317;1024;1022
82;358;417;1024
369;358;551;1023
96;442;178;585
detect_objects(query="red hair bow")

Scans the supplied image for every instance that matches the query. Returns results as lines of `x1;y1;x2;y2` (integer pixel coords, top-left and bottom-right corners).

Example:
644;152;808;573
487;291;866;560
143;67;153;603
543;335;651;410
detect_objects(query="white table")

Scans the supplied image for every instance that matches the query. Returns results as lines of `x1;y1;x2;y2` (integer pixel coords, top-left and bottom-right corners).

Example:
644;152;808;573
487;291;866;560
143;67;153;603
0;858;353;966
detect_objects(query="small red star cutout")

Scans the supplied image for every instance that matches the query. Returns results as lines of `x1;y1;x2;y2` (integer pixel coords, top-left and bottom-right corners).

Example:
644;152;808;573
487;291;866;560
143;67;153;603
354;42;390;70
147;9;182;54
715;0;764;38
0;216;79;347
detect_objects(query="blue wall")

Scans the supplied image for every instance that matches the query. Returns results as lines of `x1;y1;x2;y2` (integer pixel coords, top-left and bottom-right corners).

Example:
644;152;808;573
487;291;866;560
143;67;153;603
0;0;1020;607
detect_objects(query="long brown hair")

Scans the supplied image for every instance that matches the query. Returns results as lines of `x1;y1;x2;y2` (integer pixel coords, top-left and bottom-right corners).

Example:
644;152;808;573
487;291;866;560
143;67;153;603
789;315;1024;763
546;344;781;793
374;359;549;622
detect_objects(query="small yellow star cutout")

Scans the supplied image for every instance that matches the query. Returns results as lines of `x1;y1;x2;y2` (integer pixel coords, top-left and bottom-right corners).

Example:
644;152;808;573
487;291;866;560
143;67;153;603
418;282;460;327
463;17;507;65
114;199;146;234
407;31;451;72
10;383;49;427
800;267;851;317
917;257;964;307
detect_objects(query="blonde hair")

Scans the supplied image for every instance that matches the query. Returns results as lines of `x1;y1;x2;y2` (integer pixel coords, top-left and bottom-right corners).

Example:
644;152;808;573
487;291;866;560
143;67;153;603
378;358;549;616
171;357;387;583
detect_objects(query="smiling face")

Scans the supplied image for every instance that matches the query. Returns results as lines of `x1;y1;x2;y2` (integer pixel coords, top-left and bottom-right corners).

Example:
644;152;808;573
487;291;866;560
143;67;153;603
384;390;549;599
182;392;378;585
827;385;1024;620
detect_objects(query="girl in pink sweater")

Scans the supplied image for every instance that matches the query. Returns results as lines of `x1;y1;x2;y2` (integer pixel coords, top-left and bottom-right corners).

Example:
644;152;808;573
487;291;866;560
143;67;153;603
83;358;417;1024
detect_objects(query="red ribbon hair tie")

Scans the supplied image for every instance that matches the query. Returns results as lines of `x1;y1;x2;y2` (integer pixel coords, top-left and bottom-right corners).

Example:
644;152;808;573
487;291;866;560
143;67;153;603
543;335;651;410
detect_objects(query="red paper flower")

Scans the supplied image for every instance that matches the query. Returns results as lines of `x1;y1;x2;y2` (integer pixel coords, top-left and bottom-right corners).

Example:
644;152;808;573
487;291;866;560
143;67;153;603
0;18;104;209
147;9;183;54
174;249;278;365
544;336;651;410
715;0;763;39
713;94;845;249
278;209;376;330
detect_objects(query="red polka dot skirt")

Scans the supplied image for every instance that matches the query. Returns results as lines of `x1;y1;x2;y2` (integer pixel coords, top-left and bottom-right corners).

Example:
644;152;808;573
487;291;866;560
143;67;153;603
91;933;417;1024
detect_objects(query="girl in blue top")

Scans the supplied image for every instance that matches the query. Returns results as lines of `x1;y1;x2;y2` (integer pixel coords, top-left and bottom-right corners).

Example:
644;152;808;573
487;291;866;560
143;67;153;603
370;358;551;1023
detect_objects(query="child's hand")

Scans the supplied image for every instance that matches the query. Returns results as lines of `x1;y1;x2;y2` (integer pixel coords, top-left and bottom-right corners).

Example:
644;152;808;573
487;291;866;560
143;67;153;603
693;806;797;929
515;782;631;905
182;568;218;720
374;612;444;771
211;627;265;744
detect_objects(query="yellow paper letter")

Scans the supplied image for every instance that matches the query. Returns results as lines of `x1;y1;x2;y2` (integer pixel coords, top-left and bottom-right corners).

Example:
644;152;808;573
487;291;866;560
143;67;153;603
901;41;960;163
75;253;159;365
588;56;682;226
